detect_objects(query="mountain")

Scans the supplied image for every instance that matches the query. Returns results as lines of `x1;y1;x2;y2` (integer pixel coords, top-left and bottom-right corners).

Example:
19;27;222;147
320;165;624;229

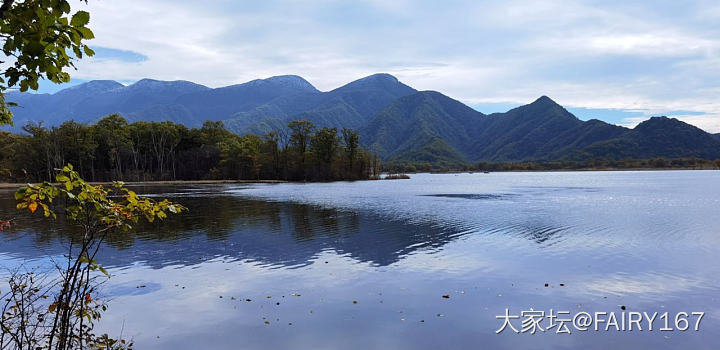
534;119;628;160
223;73;417;134
5;80;125;127
572;117;720;160
5;73;720;164
5;73;414;131
363;94;720;163
457;96;582;161
4;75;320;129
360;91;484;165
5;79;210;128
169;75;319;124
81;79;210;124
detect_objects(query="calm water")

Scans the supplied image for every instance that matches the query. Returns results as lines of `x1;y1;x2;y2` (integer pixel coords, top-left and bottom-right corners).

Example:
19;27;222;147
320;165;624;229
1;171;719;349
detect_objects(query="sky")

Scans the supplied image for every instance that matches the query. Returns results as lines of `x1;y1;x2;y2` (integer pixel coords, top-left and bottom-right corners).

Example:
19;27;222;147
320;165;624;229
33;0;720;132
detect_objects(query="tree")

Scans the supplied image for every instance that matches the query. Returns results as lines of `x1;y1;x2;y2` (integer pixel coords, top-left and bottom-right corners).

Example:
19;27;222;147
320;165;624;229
342;127;359;176
261;131;281;179
0;0;95;125
2;164;185;349
93;114;130;180
311;127;339;180
219;134;262;179
146;122;182;180
0;117;375;182
288;119;315;180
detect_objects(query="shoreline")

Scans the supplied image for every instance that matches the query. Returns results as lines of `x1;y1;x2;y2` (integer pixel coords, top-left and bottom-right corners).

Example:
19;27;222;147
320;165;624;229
428;167;719;174
1;167;717;189
0;179;288;189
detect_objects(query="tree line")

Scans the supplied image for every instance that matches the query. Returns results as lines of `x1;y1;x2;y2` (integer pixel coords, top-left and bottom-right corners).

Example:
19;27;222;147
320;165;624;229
0;115;380;182
383;157;720;173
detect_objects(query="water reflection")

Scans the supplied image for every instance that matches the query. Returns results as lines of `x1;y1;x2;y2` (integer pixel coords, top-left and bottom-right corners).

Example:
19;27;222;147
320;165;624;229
1;171;719;350
421;193;516;200
0;186;468;269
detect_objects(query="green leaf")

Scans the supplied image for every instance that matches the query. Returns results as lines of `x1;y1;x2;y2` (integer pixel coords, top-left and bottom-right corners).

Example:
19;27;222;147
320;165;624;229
76;27;95;39
98;265;110;278
71;11;91;26
59;1;71;13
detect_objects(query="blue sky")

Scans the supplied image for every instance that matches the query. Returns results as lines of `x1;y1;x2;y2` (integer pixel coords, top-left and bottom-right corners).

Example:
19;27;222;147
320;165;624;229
33;0;720;131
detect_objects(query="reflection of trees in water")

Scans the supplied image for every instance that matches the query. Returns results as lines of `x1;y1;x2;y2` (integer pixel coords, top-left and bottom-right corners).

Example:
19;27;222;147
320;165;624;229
1;185;575;268
0;186;466;268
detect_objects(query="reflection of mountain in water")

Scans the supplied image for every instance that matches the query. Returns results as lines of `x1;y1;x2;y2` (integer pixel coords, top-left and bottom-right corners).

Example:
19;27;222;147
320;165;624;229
0;187;467;269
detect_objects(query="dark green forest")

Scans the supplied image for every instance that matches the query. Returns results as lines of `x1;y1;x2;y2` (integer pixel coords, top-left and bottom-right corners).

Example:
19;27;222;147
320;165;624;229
0;115;379;183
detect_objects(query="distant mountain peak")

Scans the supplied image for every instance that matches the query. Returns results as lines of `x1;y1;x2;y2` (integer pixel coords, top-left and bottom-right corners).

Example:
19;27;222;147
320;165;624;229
130;78;205;88
260;75;318;92
634;116;695;131
514;95;573;116
362;73;399;82
334;73;415;96
645;115;672;122
636;116;673;126
54;80;123;95
530;95;560;106
349;73;401;86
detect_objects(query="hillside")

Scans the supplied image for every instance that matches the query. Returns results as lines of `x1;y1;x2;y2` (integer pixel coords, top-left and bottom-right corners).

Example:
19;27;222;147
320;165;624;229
223;73;417;134
5;73;720;165
360;91;485;164
363;94;720;163
572;117;720;160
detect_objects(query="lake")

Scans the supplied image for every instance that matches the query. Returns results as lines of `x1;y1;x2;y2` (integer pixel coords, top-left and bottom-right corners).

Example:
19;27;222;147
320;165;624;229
1;171;718;349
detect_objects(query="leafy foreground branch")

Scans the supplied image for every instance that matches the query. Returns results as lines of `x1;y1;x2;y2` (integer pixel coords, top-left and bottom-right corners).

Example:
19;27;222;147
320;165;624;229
1;164;185;350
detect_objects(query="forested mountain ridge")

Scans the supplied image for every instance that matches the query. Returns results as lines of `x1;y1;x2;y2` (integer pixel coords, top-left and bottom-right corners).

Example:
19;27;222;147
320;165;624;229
5;73;720;165
361;93;720;164
569;117;720;160
223;73;417;134
359;90;485;165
